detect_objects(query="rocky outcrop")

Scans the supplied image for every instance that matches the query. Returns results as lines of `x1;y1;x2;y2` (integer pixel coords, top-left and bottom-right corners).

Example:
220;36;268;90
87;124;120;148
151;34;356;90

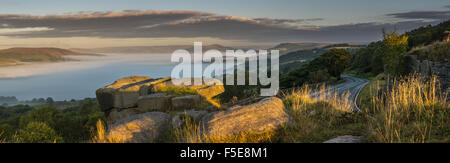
106;108;140;126
96;76;225;125
137;93;172;112
106;112;171;143
323;135;364;143
96;76;171;111
171;95;203;110
443;31;450;42
202;97;290;138
409;55;450;91
97;76;291;143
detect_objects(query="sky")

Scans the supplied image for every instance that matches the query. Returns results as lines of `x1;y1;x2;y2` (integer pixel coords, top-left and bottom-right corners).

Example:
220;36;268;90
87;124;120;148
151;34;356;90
0;0;449;48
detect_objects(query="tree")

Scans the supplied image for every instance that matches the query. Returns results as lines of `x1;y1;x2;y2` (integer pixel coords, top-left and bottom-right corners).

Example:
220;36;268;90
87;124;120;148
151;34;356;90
46;97;54;105
19;106;62;128
320;48;351;79
13;122;63;143
381;29;409;76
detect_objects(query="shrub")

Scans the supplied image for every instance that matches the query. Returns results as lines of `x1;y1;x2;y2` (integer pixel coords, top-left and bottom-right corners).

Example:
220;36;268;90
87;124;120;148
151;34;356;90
13;122;63;143
19;106;62;128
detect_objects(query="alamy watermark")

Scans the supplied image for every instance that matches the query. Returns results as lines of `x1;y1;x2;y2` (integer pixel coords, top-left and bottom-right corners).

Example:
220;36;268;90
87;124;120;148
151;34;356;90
171;42;279;96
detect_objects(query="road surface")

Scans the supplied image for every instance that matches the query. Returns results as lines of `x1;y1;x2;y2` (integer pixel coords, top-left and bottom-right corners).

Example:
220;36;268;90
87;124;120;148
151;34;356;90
310;75;370;112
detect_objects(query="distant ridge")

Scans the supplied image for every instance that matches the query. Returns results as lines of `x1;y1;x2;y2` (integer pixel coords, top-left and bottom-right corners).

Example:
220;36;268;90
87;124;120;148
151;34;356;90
72;44;237;54
0;47;99;66
270;42;331;55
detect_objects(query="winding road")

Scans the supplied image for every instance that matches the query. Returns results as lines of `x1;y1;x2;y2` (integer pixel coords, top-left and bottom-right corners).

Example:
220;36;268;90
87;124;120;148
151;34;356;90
309;75;370;112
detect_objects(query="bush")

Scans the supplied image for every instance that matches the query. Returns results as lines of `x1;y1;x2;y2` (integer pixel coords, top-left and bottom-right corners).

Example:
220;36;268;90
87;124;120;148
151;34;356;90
281;48;350;88
13;122;63;143
410;41;450;62
19;106;62;128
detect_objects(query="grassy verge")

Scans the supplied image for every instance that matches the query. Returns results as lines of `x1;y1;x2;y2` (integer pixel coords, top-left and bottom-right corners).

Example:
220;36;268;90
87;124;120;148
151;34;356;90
357;73;386;111
274;85;367;143
360;75;449;143
344;70;376;80
168;84;368;143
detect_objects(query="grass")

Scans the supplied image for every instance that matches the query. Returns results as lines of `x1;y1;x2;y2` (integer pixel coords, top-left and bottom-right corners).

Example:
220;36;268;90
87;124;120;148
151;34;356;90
94;74;448;143
357;73;386;111
155;85;199;96
168;115;274;143
344;70;376;80
0;132;5;143
409;41;450;62
360;74;449;143
101;84;368;143
91;120;122;143
274;85;367;143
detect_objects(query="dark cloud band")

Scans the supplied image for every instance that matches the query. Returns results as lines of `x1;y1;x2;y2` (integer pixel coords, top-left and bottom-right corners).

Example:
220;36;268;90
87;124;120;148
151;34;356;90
0;10;447;43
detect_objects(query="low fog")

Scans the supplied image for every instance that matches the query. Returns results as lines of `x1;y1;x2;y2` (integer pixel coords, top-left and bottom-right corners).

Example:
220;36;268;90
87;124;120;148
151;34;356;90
0;53;173;79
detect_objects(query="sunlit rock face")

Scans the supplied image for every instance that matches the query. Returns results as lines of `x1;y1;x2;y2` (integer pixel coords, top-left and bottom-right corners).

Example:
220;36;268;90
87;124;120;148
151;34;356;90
202;97;290;139
96;76;224;126
95;76;171;111
97;76;291;143
106;112;171;143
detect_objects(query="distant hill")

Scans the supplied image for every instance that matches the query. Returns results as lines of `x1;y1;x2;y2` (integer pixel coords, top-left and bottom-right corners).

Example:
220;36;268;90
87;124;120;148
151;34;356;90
279;43;365;73
72;45;189;54
0;47;99;66
72;44;236;54
271;42;331;55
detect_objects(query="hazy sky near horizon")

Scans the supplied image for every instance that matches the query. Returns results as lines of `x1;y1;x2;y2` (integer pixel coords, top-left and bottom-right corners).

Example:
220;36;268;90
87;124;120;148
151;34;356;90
0;0;449;48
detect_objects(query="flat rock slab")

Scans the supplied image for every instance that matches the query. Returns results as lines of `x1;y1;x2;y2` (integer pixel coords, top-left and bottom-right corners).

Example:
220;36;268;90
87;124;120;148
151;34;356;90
107;112;170;143
106;108;140;126
323;135;364;143
202;97;290;138
96;76;170;111
137;93;172;112
171;95;203;110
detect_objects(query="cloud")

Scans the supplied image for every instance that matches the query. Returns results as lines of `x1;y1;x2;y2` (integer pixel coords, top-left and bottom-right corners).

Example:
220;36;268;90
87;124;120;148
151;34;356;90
253;18;323;25
0;27;54;35
0;10;446;44
387;10;450;20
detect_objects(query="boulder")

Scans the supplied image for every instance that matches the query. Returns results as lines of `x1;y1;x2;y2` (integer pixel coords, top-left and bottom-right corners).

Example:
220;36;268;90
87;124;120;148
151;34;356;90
137;93;172;112
153;78;224;99
323;135;364;143
106;112;170;143
96;76;170;111
96;76;225;113
179;110;208;120
202;97;290;138
409;55;450;91
171;95;203;110
106;108;140;126
171;115;184;129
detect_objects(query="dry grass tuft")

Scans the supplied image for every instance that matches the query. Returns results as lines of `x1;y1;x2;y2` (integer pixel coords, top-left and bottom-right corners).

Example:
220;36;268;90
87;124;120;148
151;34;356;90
91;119;122;143
365;75;449;143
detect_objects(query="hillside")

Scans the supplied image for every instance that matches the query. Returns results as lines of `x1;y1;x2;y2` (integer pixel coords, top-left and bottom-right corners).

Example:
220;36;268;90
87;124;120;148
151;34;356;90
0;48;99;66
271;42;331;55
349;20;450;77
73;44;236;54
72;45;190;54
280;43;365;73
